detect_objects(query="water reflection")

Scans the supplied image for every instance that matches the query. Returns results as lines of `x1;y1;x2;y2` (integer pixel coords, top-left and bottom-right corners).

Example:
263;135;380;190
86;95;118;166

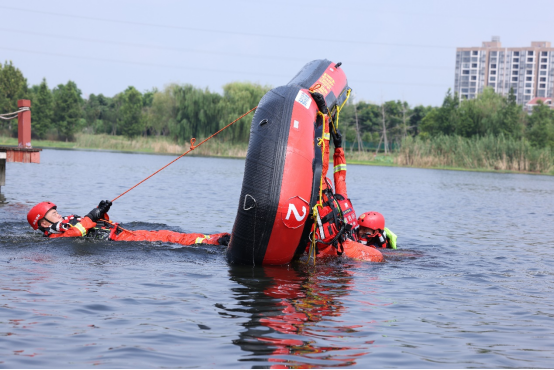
224;262;377;368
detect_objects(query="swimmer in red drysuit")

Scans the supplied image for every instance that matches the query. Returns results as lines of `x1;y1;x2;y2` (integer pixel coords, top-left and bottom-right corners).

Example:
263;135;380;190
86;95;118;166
26;201;230;246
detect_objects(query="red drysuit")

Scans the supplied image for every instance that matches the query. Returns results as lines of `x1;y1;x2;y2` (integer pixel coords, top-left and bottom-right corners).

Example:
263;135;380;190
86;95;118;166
46;215;229;246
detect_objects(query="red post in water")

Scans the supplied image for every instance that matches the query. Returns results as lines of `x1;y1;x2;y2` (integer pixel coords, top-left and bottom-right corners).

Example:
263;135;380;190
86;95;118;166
17;99;32;148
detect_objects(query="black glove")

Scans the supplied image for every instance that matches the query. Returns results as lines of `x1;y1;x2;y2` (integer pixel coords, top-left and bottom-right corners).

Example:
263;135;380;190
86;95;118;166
86;200;112;222
310;92;328;114
217;234;231;246
331;129;342;148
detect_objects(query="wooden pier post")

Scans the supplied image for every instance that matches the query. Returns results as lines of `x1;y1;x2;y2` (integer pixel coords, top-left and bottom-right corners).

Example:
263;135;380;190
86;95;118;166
17;99;32;148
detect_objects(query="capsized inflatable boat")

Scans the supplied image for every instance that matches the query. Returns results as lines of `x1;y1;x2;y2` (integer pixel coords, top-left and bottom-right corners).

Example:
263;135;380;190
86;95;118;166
226;59;350;265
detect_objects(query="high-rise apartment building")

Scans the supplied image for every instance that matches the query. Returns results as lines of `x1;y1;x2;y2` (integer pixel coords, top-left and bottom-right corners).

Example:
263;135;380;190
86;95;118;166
454;37;554;105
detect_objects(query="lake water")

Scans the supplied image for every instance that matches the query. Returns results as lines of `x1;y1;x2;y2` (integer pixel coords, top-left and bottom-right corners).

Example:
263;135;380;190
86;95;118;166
1;148;553;368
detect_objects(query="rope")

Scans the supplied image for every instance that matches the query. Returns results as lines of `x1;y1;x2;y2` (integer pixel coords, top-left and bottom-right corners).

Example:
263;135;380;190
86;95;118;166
308;113;328;266
110;105;257;203
0;106;29;120
328;89;351;134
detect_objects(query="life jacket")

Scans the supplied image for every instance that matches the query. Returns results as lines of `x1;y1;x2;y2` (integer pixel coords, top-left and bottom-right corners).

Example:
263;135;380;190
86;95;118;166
313;179;359;255
358;227;397;249
43;215;122;241
86;220;123;241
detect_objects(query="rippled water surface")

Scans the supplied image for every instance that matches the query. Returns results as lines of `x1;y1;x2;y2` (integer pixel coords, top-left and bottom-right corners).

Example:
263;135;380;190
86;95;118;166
1;149;553;368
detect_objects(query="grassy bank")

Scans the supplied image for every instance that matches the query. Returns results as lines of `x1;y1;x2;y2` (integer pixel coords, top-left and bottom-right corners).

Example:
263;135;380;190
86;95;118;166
0;133;248;158
396;135;554;175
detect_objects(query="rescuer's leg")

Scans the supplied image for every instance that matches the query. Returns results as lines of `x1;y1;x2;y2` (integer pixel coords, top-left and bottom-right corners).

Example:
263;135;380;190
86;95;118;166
114;230;230;246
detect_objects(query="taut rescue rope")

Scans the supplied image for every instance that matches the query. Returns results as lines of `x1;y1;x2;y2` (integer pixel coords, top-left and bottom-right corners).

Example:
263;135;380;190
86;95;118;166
110;106;257;203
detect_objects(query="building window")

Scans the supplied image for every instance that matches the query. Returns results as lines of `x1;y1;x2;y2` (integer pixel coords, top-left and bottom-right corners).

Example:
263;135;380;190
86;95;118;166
463;63;470;68
541;65;547;69
512;71;518;75
472;51;478;56
540;77;546;82
524;95;531;101
490;83;496;88
541;58;548;63
512;77;518;81
540;71;547;75
471;57;478;62
528;51;534;56
491;51;498;56
525;83;532;87
463;70;470;75
470;82;477;87
540;83;546;88
542;51;548;56
513;64;519;69
513;58;519;63
491;70;497;75
490;76;496;81
491;64;497;68
462;88;469;93
514;51;520;56
463;57;470;63
472;63;478;68
527;57;534;62
525;89;532;94
526;70;533;74
471;76;477;81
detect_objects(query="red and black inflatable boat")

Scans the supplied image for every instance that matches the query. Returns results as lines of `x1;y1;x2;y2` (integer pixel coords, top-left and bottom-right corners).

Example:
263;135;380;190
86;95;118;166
226;59;350;265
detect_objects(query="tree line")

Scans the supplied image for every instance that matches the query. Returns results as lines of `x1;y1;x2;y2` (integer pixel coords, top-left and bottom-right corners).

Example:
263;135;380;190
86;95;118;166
1;60;553;150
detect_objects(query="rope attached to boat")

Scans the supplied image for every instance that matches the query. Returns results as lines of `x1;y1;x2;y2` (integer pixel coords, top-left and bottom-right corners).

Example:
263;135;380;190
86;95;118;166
307;88;352;265
110;106;257;203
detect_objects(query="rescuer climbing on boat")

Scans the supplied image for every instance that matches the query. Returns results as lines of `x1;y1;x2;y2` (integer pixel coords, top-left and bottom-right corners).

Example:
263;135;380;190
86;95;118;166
27;201;231;246
308;92;397;262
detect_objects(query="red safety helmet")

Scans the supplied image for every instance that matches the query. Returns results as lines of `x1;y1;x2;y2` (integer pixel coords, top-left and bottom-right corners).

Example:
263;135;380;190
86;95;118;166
27;201;57;230
358;211;385;231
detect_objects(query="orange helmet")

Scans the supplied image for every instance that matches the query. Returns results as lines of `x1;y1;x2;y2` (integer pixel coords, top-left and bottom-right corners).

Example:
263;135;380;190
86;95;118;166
27;201;57;230
358;211;385;231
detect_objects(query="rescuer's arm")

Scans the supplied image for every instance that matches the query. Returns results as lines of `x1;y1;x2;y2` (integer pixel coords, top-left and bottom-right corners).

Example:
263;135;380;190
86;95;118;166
48;200;112;238
332;129;348;197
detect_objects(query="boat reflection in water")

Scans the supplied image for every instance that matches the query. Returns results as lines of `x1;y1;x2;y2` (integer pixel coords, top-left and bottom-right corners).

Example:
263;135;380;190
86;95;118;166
223;261;382;368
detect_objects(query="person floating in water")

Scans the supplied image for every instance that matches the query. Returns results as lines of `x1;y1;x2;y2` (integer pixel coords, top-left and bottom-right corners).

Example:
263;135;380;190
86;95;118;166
357;211;397;249
26;201;231;246
308;92;397;262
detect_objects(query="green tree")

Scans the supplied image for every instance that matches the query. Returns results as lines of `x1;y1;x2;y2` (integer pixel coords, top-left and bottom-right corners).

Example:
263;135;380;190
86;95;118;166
527;100;554;148
53;81;83;141
218;82;270;143
145;85;176;136
0;61;30;135
501;87;525;138
30;78;54;139
119;86;143;138
420;89;460;137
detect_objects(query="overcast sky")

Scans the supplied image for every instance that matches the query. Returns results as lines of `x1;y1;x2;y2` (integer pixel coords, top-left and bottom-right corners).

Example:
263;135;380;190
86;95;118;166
1;0;553;107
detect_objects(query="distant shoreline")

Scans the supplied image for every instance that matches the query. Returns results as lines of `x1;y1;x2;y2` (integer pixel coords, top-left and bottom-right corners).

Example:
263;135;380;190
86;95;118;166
1;134;551;176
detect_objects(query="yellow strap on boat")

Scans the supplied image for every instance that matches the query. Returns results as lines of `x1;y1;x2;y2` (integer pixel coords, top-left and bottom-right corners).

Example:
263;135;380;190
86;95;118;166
328;88;351;134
